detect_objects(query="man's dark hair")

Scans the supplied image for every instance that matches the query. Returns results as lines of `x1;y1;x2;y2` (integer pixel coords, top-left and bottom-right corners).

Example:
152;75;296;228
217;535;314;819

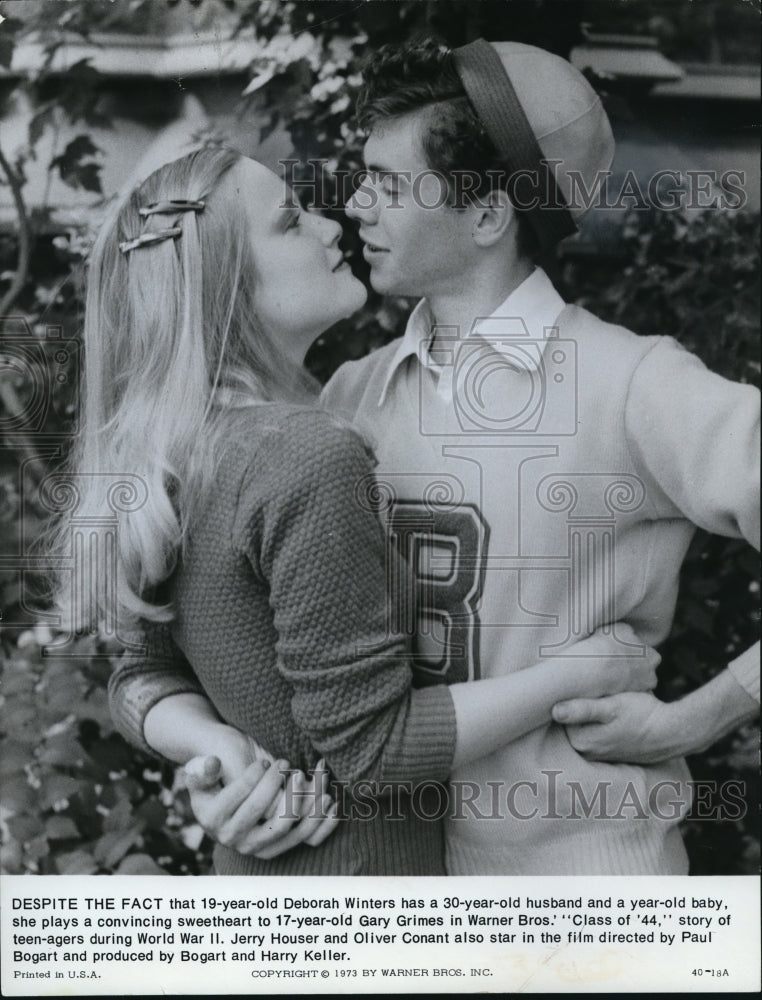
356;39;539;259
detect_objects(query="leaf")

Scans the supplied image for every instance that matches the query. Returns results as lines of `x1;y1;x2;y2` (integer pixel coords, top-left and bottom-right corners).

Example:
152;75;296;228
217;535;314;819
102;796;135;833
41;658;85;690
37;730;84;768
1;669;38;697
243;64;278;96
116;852;167;876
69;162;102;194
28;105;56;148
2;709;40;745
135;797;167;830
38;773;83;810
0;15;24;34
65;789;103;841
65;58;100;84
0;34;14;70
24;835;50;862
45;815;80;840
39;685;89;725
56;849;98;875
53;133;99;161
0;839;25;873
0;739;31;778
110;776;144;804
50;135;103;194
0;778;36;812
79;685;113;730
0;13;22;68
6;812;45;842
84;734;136;773
93;826;143;868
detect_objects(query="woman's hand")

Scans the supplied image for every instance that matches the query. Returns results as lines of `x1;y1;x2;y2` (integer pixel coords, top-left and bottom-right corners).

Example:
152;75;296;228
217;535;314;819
141;694;340;859
182;753;339;859
573;624;660;699
256;760;340;858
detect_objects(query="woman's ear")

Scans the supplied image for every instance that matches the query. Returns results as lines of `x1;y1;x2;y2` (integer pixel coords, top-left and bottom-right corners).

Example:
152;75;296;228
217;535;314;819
471;189;515;248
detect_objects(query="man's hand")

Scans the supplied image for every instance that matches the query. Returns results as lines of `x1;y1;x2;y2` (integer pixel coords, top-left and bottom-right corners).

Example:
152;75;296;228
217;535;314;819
552;692;680;764
554;665;759;764
182;753;339;859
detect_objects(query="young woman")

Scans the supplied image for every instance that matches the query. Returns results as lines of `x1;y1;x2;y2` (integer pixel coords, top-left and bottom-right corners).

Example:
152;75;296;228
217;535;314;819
56;147;658;876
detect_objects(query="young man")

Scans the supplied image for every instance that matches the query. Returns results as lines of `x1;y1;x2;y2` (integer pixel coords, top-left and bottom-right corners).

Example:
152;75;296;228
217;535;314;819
321;38;759;874
110;39;759;874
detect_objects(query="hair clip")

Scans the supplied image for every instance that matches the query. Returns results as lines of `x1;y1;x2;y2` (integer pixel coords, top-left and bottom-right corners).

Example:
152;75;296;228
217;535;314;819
139;199;205;218
118;227;183;254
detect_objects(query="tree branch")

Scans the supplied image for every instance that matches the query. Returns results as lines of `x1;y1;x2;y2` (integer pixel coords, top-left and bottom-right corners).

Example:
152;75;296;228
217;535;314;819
0;143;32;317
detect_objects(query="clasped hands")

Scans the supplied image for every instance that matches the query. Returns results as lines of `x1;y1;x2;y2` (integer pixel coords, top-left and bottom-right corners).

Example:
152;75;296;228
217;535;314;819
179;626;673;857
179;731;339;860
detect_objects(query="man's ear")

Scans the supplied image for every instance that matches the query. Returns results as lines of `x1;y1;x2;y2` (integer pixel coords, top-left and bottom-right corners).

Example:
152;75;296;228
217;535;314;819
471;189;515;248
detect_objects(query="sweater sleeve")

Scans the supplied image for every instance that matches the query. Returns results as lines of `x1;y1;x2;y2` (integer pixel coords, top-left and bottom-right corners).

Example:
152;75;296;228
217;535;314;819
234;410;457;785
108;620;205;756
624;337;760;702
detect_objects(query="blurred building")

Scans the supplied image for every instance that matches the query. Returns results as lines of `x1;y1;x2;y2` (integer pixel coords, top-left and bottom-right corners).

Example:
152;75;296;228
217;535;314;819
0;0;759;243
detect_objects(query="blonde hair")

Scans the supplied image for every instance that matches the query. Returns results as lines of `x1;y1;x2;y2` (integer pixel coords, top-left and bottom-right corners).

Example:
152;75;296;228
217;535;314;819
50;147;318;629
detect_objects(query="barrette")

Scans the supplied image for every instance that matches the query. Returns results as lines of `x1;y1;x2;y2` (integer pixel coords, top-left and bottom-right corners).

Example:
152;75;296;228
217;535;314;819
139;199;205;218
118;227;183;254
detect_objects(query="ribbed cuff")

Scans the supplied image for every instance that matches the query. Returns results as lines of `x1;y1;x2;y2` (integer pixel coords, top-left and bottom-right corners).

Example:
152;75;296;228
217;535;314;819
383;685;457;783
108;664;204;757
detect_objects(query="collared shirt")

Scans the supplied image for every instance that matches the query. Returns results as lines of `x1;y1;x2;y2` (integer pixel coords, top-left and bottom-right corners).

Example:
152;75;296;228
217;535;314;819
377;267;566;406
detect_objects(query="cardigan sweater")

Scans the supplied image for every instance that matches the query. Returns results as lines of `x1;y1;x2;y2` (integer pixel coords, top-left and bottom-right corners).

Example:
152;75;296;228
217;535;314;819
109;404;456;876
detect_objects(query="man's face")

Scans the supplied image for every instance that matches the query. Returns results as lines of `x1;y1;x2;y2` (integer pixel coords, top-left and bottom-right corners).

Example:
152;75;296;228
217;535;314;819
346;111;479;299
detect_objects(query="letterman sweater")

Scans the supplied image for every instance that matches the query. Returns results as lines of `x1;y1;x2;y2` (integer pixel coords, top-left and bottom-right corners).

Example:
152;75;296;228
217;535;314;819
109;403;455;876
319;278;760;876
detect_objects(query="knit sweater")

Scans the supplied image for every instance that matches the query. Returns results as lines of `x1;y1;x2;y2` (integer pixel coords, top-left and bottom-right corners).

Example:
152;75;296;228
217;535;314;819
109;404;456;876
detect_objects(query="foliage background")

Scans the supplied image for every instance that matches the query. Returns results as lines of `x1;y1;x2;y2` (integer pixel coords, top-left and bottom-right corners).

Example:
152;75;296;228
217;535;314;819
0;0;759;877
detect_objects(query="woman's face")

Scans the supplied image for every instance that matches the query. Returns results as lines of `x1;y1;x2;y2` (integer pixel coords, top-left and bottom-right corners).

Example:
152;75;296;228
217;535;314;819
232;158;367;360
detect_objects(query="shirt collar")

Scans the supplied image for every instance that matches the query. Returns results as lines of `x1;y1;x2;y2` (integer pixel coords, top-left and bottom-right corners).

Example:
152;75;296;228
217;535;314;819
377;267;566;407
